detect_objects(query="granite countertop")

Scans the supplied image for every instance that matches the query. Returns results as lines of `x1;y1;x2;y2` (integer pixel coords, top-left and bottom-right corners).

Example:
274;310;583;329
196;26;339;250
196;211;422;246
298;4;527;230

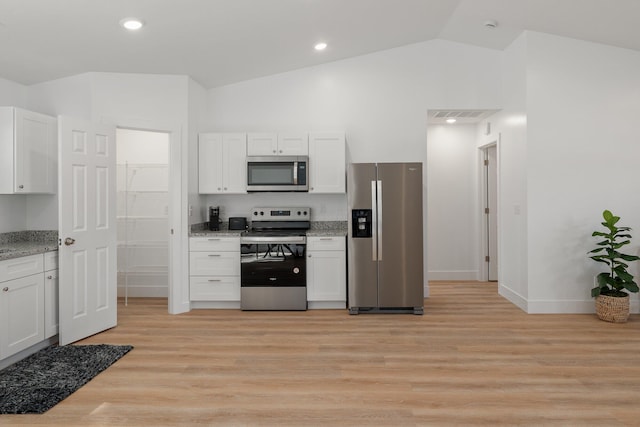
189;221;347;237
0;230;58;262
306;221;348;237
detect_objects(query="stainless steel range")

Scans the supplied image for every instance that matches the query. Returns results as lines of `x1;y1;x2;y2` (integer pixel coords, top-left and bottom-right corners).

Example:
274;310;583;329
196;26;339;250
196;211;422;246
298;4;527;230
240;207;310;310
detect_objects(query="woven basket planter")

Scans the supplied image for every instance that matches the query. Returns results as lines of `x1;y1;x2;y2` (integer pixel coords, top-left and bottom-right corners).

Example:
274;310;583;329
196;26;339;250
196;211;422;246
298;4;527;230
595;294;630;323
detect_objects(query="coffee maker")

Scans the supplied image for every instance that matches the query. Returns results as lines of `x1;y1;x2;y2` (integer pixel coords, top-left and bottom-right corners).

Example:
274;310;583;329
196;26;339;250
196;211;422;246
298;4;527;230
208;206;221;231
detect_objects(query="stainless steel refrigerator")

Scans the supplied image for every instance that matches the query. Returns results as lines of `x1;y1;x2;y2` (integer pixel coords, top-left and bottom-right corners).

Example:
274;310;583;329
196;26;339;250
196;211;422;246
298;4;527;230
347;162;424;314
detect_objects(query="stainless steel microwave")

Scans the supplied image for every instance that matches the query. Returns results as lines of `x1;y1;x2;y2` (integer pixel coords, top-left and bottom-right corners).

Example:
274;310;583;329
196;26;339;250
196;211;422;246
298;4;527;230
246;156;308;192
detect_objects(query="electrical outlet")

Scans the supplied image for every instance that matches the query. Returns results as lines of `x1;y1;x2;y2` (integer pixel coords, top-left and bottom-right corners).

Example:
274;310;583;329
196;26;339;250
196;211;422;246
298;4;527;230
188;205;193;217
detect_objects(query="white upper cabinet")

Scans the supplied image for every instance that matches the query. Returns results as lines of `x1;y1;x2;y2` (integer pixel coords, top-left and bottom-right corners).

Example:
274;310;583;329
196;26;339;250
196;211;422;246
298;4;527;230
277;133;308;155
0;107;57;194
247;133;277;156
247;132;308;156
308;132;346;193
199;133;247;194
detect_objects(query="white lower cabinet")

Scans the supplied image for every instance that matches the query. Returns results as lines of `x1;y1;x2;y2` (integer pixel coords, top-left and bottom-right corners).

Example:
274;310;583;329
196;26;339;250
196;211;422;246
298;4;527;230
0;273;44;360
189;237;241;306
306;236;347;309
0;251;59;363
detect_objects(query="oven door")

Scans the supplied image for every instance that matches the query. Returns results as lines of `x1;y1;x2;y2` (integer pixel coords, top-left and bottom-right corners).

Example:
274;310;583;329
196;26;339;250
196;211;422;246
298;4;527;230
241;242;306;286
240;241;307;310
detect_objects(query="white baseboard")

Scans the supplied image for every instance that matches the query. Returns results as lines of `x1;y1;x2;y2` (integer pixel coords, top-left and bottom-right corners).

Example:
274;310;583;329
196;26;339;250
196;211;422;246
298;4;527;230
428;270;479;281
499;284;640;314
117;285;168;298
498;283;528;312
191;301;241;309
527;298;640;314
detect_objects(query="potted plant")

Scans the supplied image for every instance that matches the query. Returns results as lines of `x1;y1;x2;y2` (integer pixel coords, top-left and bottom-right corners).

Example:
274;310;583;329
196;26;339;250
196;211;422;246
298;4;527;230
589;209;640;323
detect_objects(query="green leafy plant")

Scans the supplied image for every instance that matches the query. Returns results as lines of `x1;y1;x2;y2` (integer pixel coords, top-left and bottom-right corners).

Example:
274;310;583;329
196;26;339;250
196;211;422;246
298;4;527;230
589;210;640;297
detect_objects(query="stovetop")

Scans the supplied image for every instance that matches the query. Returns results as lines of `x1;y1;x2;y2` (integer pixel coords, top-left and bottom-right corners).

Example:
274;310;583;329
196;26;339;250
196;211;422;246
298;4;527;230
243;229;307;237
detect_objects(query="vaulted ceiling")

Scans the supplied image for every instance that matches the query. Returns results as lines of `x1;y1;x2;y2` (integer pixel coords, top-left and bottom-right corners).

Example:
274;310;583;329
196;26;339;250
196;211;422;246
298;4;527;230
1;0;639;89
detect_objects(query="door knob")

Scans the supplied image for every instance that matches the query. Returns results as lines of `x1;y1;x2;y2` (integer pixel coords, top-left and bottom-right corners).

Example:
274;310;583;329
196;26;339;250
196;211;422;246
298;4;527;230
64;237;76;246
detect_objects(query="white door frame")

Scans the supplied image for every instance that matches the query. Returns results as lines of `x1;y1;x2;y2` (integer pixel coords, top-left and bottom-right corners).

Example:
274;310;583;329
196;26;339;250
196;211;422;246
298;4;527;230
478;136;500;282
108;117;189;314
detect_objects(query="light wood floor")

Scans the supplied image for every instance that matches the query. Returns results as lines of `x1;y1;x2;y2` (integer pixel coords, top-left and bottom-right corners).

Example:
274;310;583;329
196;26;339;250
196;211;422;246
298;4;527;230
5;281;640;426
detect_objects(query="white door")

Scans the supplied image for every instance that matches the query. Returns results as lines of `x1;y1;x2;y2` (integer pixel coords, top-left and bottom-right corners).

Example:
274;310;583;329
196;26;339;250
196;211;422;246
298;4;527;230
58;116;117;345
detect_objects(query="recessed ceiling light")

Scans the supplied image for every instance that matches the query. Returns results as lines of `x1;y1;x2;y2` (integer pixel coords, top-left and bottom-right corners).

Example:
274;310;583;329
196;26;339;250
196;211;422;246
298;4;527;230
446;118;457;124
120;18;145;31
314;42;327;51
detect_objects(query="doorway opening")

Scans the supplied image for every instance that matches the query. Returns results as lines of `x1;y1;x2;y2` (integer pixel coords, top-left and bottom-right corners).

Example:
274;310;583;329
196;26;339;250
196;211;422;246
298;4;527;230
481;143;498;281
426;109;500;289
116;128;170;305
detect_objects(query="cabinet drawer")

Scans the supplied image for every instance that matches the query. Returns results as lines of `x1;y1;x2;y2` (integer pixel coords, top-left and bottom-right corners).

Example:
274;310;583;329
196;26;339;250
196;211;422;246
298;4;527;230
44;251;58;271
190;237;239;252
307;236;346;251
190;276;240;301
189;252;240;276
0;254;44;283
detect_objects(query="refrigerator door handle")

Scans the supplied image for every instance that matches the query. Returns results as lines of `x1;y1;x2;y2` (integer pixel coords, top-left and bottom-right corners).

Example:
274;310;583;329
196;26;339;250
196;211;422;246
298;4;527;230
377;179;383;260
371;180;377;261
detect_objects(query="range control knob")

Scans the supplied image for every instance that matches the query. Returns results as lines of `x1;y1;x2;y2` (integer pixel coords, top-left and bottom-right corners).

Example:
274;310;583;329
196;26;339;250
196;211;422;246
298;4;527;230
253;211;258;216
303;211;308;216
297;211;301;216
260;211;264;216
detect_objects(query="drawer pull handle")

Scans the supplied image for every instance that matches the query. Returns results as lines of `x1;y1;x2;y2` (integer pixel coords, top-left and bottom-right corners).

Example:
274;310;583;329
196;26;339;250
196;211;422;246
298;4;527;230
2;287;8;292
208;254;221;257
208;279;221;282
207;239;221;241
320;238;333;241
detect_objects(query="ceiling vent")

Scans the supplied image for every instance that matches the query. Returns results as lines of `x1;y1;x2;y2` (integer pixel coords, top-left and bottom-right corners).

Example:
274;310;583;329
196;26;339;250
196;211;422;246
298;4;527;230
428;109;499;124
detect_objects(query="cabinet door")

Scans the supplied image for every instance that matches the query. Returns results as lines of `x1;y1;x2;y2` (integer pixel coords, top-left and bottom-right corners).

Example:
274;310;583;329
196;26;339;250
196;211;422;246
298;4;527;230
308;132;346;193
14;108;57;193
247;133;278;156
44;270;59;338
0;273;45;359
222;133;247;193
198;133;224;194
278;133;308;155
307;250;346;302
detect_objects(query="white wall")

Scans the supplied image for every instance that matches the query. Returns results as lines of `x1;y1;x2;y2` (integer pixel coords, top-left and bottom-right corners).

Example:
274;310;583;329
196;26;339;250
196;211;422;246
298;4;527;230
0;78;28;232
427;124;480;280
207;39;503;287
188;78;208;226
481;34;530;310
525;32;640;313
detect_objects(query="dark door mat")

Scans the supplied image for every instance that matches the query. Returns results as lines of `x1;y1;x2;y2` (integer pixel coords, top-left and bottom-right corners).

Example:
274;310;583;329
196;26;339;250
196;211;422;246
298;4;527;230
0;344;133;414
